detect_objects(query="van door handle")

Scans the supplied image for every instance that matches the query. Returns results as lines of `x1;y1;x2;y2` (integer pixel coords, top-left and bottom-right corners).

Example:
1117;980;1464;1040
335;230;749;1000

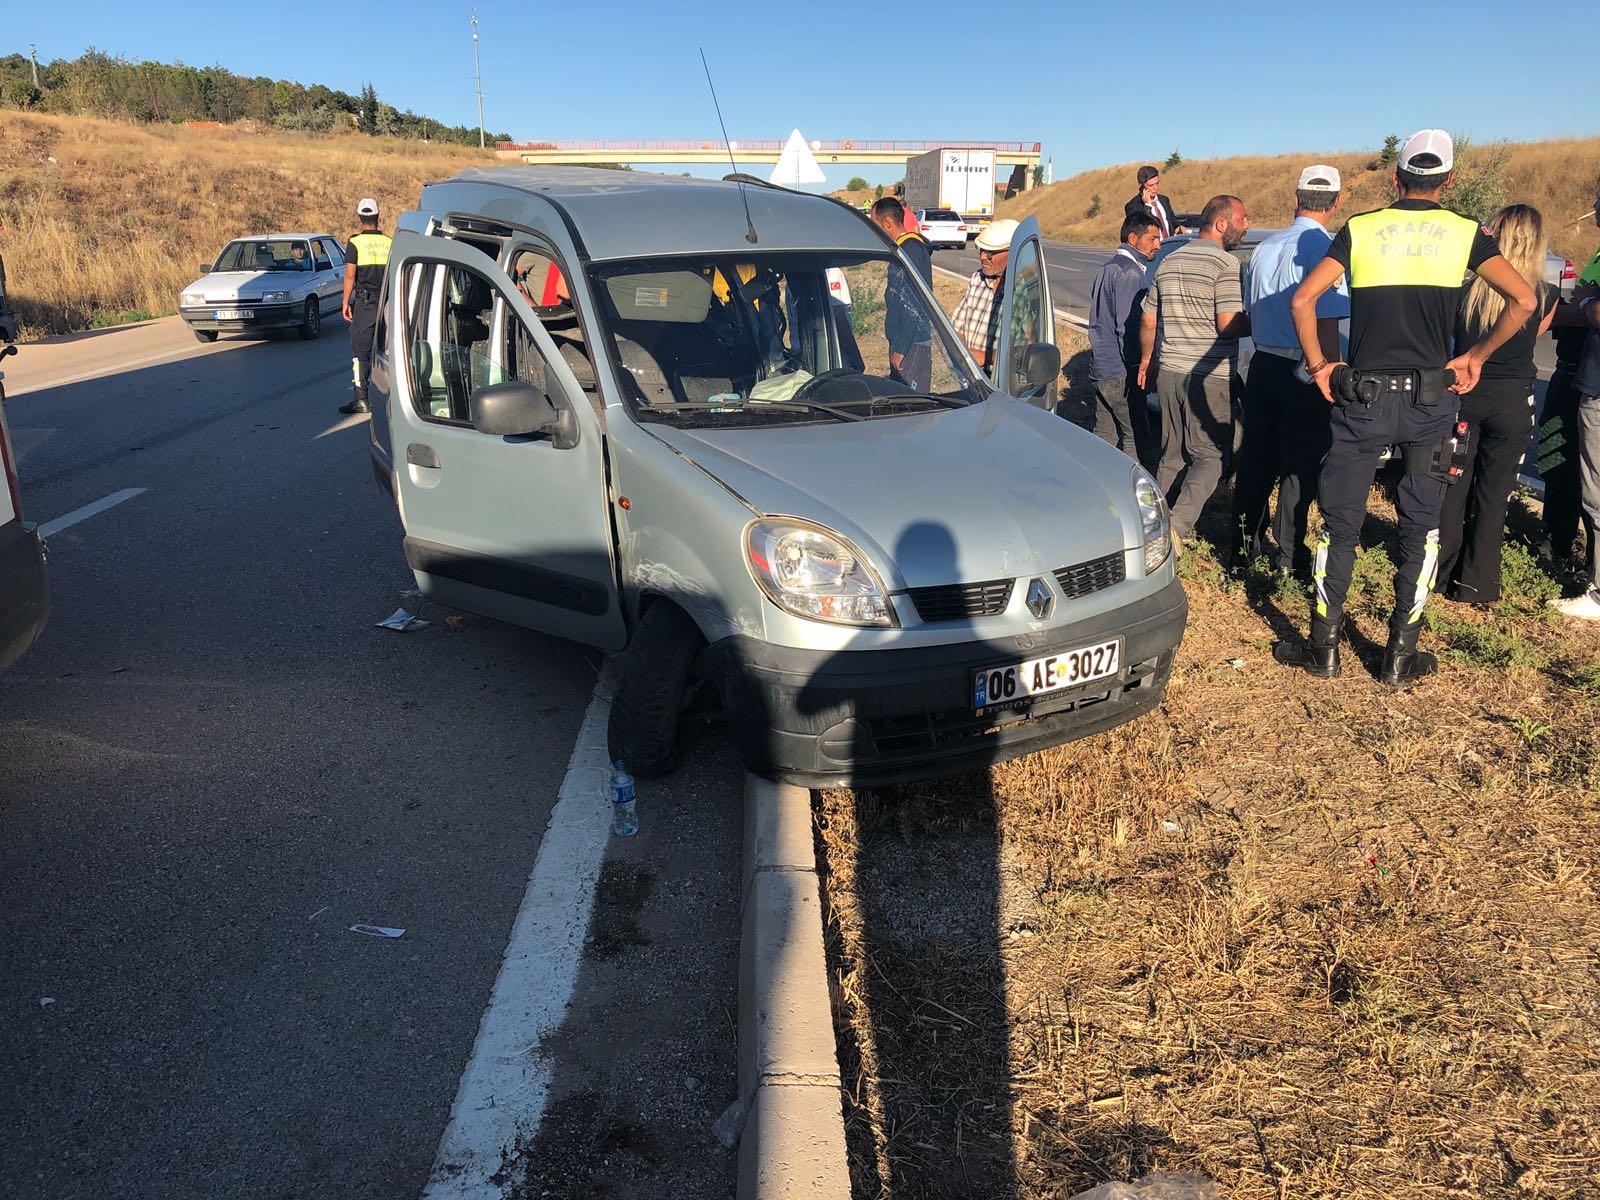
406;444;440;469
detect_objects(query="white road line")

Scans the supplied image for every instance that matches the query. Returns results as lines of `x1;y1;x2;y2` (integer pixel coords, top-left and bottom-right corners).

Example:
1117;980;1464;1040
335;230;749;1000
422;683;615;1199
6;345;221;398
37;488;146;539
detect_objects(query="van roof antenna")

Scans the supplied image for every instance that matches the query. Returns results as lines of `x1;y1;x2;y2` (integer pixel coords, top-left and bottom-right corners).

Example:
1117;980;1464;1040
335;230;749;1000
700;47;758;244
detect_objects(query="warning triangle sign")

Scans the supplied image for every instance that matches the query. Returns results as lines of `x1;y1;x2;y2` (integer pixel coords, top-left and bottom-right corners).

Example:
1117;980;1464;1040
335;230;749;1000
769;129;827;187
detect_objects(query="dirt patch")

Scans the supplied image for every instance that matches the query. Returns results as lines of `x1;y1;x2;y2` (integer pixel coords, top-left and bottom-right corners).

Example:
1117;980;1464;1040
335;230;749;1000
821;506;1600;1198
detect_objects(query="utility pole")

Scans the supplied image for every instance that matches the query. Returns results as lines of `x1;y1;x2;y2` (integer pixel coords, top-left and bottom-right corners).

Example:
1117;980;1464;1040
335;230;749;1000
29;44;40;90
471;9;485;149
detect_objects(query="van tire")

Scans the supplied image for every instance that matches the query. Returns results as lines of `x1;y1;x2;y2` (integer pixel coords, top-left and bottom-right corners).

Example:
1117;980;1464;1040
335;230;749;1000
193;329;218;343
608;602;702;778
298;296;322;340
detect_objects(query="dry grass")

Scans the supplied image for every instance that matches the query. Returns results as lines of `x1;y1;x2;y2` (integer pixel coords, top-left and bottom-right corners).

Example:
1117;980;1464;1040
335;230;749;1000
818;331;1600;1198
1000;138;1600;267
0;111;497;336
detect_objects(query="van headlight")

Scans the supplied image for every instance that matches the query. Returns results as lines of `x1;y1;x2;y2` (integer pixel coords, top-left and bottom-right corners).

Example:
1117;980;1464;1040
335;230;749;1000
1133;466;1171;574
745;519;895;627
261;290;290;304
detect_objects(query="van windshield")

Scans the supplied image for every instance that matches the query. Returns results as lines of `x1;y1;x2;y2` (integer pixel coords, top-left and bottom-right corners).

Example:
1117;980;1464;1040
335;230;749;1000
591;251;986;428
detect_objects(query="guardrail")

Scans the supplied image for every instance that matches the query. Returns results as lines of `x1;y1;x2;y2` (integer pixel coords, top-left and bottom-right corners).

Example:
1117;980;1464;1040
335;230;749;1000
499;139;1040;153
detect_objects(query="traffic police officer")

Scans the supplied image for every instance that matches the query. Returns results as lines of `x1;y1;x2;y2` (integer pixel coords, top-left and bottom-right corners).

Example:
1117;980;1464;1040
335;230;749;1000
338;197;392;415
1276;130;1536;686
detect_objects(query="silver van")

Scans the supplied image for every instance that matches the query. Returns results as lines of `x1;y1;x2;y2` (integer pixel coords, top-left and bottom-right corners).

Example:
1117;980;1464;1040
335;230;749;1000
367;168;1186;787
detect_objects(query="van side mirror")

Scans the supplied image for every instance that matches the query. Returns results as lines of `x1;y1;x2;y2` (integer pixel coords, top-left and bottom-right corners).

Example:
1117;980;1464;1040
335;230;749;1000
1020;342;1061;393
471;380;577;447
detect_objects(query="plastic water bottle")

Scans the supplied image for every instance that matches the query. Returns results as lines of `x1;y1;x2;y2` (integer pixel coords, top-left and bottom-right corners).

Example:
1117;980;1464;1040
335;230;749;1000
610;761;637;837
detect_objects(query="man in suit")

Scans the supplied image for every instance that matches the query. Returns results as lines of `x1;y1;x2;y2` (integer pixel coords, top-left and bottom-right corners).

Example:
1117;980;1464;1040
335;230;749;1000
1124;166;1186;238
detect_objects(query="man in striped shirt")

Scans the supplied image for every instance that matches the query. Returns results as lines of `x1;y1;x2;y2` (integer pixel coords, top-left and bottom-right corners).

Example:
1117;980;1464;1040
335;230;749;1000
1137;195;1252;548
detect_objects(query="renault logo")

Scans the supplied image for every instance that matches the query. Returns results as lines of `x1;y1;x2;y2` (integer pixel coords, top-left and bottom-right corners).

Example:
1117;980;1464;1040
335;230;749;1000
1025;577;1053;620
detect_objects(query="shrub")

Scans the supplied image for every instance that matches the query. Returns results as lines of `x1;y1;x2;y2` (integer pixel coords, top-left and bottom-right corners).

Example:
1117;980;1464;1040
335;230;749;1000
1377;134;1399;170
846;176;869;192
1087;193;1101;219
1164;148;1182;169
1443;135;1511;223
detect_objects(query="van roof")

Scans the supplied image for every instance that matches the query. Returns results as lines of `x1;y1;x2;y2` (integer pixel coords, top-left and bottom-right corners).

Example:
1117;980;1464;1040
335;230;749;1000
438;166;889;261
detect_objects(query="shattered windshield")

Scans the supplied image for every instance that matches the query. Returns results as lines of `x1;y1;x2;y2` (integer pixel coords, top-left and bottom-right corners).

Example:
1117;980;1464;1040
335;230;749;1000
212;240;315;273
591;251;985;428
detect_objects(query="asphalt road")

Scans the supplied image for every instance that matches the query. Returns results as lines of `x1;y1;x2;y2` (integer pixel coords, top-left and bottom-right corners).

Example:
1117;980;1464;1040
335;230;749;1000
0;317;742;1199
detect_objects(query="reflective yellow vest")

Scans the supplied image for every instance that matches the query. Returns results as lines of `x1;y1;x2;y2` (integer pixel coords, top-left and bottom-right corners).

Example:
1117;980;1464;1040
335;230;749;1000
1344;206;1478;289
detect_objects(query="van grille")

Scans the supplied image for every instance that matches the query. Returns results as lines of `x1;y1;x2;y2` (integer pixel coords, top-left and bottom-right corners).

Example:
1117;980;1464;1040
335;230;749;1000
1053;552;1126;600
909;579;1014;623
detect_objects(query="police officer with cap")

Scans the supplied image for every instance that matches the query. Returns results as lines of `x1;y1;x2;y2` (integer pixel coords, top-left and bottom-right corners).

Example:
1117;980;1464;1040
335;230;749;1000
339;197;392;415
1276;129;1536;686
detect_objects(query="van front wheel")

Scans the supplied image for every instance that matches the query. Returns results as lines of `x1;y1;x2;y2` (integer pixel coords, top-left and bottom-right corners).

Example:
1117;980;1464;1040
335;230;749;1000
608;602;702;778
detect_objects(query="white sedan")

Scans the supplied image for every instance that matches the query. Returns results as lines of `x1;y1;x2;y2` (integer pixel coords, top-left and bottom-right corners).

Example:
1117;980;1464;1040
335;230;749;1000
916;209;968;251
179;234;347;343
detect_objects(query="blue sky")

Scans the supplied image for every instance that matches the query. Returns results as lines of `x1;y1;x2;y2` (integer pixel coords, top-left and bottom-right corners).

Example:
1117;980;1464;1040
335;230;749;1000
14;0;1595;191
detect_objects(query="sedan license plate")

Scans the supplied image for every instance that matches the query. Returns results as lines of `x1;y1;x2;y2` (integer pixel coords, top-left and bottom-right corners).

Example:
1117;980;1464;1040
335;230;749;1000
214;308;253;320
973;639;1121;712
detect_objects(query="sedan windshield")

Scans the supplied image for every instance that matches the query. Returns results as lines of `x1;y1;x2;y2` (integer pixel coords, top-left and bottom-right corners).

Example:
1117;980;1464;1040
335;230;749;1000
591;251;985;428
212;240;315;273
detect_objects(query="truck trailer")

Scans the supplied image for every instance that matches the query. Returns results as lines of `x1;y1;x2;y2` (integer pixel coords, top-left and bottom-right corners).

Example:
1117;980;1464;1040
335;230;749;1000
902;148;998;239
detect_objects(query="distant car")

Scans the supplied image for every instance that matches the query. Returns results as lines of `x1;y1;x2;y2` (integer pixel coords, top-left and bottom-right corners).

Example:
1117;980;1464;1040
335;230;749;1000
1548;251;1575;300
0;254;49;671
915;208;967;251
180;234;347;343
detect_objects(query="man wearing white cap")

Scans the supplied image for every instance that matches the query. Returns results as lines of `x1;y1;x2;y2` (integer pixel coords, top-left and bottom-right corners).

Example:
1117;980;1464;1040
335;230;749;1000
1276;130;1536;686
339;197;391;415
950;218;1017;370
1231;164;1348;576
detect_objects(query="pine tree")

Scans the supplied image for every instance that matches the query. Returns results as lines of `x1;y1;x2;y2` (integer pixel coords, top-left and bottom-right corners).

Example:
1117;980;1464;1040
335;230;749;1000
358;82;378;135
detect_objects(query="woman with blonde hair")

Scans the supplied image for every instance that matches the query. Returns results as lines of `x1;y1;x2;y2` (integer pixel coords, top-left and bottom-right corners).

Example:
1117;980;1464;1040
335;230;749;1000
1437;204;1558;604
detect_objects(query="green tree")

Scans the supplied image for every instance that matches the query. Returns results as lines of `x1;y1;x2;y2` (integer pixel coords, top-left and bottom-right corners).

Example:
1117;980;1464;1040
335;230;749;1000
1087;193;1102;218
874;184;884;200
1032;164;1044;187
1164;148;1183;169
1442;135;1511;223
846;175;869;192
1377;133;1400;170
358;82;379;135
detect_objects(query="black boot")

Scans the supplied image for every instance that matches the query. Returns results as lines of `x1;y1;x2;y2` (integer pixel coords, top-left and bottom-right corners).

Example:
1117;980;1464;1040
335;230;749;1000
1273;616;1342;678
338;396;371;415
1379;622;1436;687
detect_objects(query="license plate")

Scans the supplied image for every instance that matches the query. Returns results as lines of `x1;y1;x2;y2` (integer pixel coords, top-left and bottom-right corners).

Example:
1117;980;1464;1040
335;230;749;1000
973;639;1121;711
214;308;253;320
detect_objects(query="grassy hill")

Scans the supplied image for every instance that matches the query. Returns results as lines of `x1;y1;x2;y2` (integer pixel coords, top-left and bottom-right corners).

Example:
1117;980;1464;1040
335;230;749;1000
0;111;499;337
1000;137;1600;266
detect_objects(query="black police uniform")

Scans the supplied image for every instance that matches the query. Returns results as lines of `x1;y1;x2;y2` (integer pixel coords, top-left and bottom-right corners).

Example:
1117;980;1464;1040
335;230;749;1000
342;228;392;412
1281;198;1499;683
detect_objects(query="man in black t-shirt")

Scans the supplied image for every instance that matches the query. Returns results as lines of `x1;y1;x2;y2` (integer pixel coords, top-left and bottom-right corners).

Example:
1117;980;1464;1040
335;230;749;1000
1275;130;1536;687
339;197;392;416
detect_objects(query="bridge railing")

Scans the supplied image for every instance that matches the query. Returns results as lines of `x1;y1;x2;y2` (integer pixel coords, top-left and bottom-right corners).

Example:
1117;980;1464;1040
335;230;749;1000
497;139;1040;153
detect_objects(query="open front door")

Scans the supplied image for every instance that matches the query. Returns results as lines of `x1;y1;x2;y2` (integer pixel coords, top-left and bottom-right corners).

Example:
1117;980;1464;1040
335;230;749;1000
387;230;626;651
992;215;1059;410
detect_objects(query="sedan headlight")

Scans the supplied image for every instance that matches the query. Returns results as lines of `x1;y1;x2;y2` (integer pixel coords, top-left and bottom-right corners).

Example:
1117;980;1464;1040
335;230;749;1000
1133;466;1171;574
260;290;291;304
181;293;204;306
745;519;895;627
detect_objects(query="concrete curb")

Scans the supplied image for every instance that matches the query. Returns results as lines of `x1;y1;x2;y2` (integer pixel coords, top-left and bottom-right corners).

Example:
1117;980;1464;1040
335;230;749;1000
737;775;851;1200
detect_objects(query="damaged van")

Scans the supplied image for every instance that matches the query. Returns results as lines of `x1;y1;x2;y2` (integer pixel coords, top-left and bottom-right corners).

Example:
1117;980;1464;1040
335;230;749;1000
368;167;1186;787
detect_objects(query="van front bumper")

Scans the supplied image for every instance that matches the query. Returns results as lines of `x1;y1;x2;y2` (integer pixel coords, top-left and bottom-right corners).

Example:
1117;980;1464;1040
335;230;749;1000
0;518;49;671
705;576;1187;789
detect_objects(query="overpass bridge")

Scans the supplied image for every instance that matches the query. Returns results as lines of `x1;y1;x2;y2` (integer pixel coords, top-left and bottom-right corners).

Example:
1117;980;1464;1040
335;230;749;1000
495;139;1042;189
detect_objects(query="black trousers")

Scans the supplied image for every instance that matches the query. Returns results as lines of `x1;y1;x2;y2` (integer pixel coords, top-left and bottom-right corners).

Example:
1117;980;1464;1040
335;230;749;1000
1539;365;1586;557
1230;351;1332;572
1091;372;1155;466
1315;390;1456;632
348;296;379;403
1437;376;1537;603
